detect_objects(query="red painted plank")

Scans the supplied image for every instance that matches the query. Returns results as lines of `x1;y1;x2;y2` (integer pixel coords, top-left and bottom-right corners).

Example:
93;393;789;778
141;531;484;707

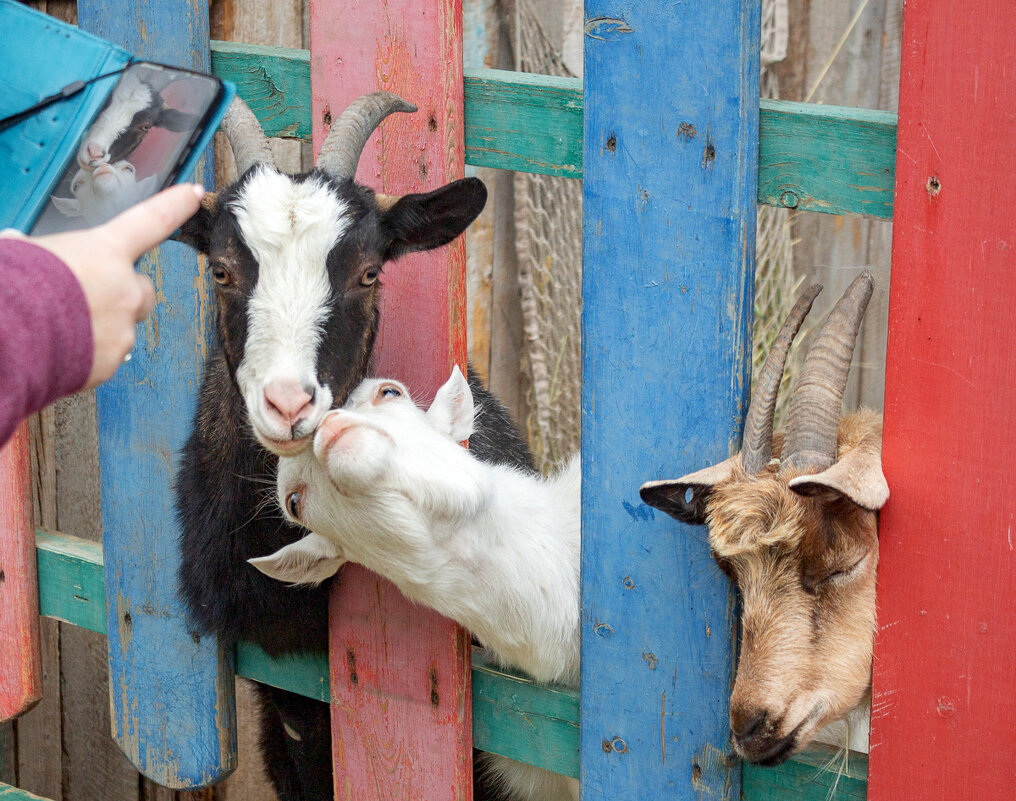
870;3;1016;799
0;423;42;721
309;1;473;799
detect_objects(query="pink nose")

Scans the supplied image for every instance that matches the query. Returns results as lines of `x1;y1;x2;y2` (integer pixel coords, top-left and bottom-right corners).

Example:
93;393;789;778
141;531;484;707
86;143;105;161
263;379;315;428
314;413;354;460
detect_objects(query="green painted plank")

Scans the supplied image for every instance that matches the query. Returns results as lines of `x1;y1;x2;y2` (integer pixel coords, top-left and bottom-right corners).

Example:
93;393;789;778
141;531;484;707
208;41;897;218
209;40;310;141
31;529;866;795
758;99;897;220
463;68;582;178
742;747;868;801
0;783;50;801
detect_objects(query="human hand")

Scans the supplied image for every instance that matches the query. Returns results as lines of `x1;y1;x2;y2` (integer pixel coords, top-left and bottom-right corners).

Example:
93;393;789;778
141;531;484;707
1;183;205;389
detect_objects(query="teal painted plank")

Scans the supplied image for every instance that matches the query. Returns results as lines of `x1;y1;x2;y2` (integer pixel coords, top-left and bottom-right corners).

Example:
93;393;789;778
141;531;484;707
742;748;868;801
32;531;859;795
759;99;896;219
79;1;236;788
208;41;897;216
209;40;310;140
580;1;757;799
0;783;49;801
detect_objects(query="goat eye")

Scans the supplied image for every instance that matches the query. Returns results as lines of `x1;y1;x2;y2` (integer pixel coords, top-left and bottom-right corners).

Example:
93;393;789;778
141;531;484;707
286;491;302;520
377;384;402;401
360;266;381;286
211;264;231;286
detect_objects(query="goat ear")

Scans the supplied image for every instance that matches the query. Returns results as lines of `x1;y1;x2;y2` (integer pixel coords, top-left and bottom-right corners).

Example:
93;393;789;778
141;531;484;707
639;456;739;525
427;365;474;441
380;177;487;260
788;447;889;511
157;108;201;132
176;192;218;253
248;533;345;586
51;196;82;217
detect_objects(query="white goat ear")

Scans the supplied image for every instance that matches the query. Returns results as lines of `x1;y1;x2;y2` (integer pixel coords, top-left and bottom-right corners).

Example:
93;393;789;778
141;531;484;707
427;365;474;441
789;448;889;511
248;533;345;586
51;196;82;217
640;455;740;525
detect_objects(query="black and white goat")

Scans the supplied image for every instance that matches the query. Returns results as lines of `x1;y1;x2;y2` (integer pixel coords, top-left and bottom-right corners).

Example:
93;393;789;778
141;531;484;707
174;94;533;801
77;66;198;169
252;367;580;801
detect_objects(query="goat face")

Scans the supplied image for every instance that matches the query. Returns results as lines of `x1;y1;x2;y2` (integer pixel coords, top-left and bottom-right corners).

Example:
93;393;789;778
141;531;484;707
253;366;484;585
179;165;485;456
52;161;158;225
641;274;888;766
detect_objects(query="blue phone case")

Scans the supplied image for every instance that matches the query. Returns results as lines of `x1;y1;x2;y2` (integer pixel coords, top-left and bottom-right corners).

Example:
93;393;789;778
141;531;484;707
0;0;234;232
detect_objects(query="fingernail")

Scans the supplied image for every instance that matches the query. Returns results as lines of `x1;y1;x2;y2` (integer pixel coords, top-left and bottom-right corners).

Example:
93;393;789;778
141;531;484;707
191;184;206;200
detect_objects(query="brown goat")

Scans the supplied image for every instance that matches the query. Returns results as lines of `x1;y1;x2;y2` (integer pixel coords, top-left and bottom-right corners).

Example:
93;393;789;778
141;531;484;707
641;273;888;766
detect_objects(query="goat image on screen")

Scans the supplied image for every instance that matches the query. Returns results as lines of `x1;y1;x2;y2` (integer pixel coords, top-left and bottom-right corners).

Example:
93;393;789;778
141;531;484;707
640;271;888;766
250;365;581;801
31;63;215;234
172;92;534;801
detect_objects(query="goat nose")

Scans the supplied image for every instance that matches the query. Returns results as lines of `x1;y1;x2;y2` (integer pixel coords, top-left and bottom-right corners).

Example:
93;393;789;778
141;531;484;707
314;413;354;461
263;380;315;428
731;709;768;742
86;143;105;161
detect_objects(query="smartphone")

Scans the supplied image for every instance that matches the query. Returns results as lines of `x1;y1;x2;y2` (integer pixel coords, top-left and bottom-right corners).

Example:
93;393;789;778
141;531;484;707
30;62;227;235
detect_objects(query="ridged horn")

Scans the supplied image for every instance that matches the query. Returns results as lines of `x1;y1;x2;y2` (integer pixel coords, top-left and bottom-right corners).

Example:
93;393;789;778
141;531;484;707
781;271;875;473
220;97;275;176
740;283;822;475
316;92;417;180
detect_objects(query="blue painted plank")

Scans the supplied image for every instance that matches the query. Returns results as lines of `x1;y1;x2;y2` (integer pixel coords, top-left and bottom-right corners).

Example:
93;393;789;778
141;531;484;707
580;2;758;800
77;0;236;788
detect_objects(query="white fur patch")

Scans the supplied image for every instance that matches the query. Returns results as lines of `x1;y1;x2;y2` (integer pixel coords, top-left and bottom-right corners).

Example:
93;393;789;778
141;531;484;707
231;168;349;441
77;71;153;167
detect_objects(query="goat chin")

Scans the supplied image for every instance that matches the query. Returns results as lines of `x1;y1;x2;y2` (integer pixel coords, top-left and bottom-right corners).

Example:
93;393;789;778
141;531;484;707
811;696;871;754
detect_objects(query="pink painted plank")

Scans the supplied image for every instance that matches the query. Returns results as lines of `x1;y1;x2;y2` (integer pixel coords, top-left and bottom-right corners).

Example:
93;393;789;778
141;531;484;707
309;1;473;799
869;2;1016;798
0;422;42;721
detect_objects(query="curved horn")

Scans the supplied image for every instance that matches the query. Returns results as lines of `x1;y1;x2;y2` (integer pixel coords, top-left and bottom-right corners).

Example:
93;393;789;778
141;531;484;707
741;283;822;474
781;270;875;473
220;97;275;176
315;92;417;180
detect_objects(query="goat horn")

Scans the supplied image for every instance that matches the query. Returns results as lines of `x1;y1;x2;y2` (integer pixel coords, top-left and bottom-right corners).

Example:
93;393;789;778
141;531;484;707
315;92;417;180
781;270;875;473
220;97;275;176
740;283;822;475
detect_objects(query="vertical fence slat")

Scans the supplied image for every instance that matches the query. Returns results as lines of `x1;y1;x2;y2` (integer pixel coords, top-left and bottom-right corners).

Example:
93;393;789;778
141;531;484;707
869;2;1016;798
76;1;236;787
581;1;759;798
0;424;41;721
309;1;473;799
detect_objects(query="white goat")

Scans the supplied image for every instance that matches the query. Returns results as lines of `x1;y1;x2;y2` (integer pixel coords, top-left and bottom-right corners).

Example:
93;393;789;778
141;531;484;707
51;161;158;226
251;366;581;801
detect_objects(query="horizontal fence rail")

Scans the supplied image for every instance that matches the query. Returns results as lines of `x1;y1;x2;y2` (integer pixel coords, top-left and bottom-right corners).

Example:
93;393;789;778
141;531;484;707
25;529;864;797
209;40;897;219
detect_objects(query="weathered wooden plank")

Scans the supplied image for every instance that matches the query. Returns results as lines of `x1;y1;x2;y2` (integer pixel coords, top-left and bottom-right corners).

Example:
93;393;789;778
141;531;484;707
77;0;236;788
0;424;41;722
580;1;757;799
309;1;473;799
742;748;867;801
0;783;49;801
208;41;898;217
869;2;1016;799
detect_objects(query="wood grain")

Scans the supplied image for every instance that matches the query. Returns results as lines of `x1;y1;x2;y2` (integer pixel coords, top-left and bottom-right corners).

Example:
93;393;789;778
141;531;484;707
77;0;236;788
869;1;1016;798
580;1;757;799
0;424;42;722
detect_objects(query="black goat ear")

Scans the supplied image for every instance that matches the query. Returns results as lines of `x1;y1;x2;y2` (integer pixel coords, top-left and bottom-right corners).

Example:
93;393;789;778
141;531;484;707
640;455;739;525
157;108;201;132
175;192;217;253
380;177;487;260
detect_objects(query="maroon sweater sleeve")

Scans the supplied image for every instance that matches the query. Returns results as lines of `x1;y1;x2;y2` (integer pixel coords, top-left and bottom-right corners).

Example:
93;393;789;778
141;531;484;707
0;239;93;446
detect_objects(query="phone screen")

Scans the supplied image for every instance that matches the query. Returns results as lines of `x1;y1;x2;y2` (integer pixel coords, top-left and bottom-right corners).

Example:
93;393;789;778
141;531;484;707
30;62;223;235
